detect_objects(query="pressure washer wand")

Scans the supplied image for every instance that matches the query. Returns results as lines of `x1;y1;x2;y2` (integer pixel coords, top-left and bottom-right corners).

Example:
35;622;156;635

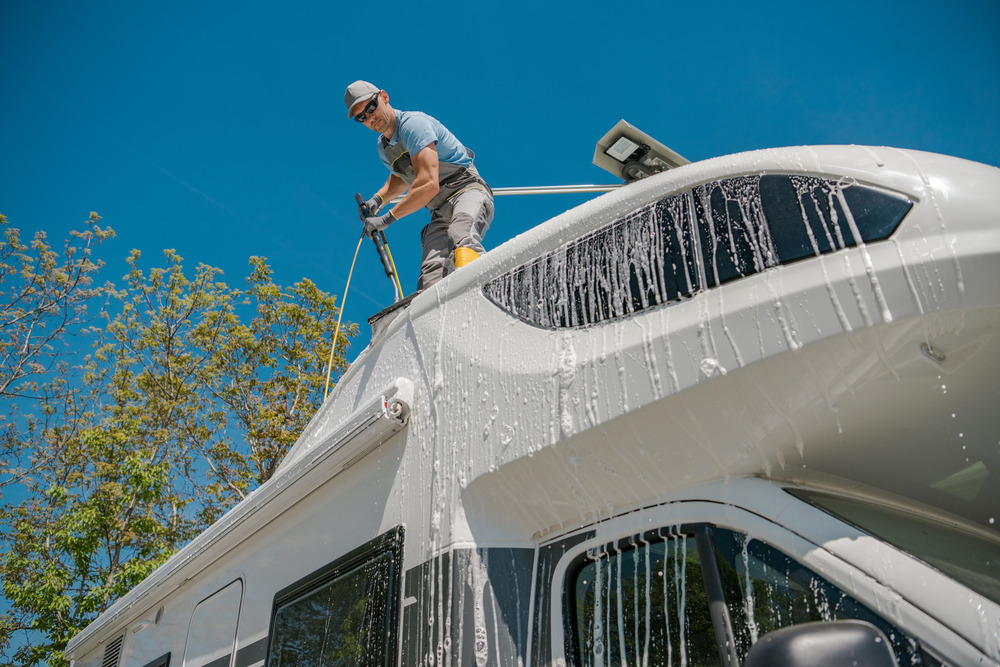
356;193;397;285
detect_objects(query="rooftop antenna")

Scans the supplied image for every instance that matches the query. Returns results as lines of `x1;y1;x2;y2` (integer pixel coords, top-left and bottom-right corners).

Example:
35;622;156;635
593;119;690;182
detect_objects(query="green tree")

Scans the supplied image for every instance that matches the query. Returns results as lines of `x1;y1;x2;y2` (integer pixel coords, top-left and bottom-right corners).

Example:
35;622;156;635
1;230;356;666
0;213;114;492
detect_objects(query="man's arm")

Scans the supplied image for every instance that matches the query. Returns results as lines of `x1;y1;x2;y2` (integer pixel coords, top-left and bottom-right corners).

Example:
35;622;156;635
374;173;409;206
384;144;440;220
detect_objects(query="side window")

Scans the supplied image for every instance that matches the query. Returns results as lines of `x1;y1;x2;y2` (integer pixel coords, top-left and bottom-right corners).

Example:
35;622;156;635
485;175;910;329
483;194;698;328
694;175;912;287
566;525;924;666
267;527;403;667
709;527;920;662
182;579;242;667
569;530;717;666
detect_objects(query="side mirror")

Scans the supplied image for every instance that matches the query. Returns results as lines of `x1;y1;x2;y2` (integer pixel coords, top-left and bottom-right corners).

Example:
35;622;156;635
743;620;898;667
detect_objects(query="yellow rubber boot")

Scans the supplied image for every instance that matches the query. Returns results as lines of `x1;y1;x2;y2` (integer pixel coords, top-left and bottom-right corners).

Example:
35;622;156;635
454;247;480;268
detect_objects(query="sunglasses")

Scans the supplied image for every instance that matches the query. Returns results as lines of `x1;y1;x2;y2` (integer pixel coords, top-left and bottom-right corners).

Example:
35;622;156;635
353;94;379;123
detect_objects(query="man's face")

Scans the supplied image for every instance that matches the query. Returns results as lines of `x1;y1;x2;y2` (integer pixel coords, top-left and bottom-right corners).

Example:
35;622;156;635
351;92;389;134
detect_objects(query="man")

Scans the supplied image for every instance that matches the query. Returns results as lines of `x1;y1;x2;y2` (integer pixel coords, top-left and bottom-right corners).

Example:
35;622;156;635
346;80;493;292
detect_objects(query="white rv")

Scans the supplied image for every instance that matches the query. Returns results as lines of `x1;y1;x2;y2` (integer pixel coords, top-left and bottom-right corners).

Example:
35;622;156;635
66;144;1000;666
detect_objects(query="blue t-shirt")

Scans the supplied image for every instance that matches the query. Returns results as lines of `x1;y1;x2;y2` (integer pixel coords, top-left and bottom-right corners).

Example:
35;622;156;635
377;110;472;174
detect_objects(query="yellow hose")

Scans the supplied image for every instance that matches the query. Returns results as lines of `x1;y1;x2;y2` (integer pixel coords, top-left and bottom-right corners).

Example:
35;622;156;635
384;240;404;301
324;232;365;399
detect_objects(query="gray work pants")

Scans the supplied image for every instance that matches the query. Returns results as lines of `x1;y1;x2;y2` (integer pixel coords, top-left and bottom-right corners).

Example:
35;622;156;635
418;185;493;291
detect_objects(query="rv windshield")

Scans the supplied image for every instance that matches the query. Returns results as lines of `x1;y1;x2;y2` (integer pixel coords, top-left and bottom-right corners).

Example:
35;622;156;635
789;489;1000;605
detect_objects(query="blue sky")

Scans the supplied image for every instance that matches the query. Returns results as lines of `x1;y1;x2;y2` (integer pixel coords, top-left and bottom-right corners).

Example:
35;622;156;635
2;0;999;362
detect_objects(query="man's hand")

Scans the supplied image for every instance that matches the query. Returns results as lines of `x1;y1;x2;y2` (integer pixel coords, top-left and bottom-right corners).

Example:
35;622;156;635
363;210;396;236
358;194;384;220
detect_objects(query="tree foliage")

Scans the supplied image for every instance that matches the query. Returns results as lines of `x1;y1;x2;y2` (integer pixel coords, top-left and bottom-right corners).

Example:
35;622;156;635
0;213;114;491
0;216;356;665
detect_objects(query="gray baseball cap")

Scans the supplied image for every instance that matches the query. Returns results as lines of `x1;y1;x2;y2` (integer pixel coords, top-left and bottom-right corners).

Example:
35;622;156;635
345;80;380;117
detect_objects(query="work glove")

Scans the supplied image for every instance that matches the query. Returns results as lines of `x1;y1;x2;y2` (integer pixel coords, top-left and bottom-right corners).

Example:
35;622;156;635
363;210;396;236
358;194;384;220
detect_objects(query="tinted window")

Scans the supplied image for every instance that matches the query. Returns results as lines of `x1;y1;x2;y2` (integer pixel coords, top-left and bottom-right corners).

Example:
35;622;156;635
709;526;920;662
485;176;911;328
484;195;698;328
570;530;717;666
695;175;912;287
567;525;923;665
268;527;402;667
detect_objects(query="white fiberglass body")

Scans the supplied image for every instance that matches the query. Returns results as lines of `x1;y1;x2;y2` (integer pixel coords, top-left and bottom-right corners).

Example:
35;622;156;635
67;146;1000;667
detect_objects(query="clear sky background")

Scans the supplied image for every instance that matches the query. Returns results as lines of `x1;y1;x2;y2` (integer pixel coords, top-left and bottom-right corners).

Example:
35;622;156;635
2;0;999;363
